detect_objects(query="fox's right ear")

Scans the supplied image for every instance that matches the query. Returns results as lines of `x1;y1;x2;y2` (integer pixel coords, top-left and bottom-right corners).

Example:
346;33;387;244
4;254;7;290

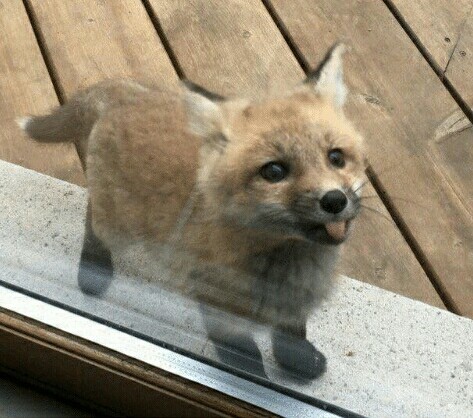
183;80;225;139
304;43;348;109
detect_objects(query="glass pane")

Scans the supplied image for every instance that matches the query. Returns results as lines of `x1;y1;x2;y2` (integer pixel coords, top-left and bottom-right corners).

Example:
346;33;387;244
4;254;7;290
1;1;472;417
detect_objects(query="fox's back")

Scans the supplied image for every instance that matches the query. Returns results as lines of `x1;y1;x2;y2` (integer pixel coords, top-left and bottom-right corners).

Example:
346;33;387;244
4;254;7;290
87;90;201;248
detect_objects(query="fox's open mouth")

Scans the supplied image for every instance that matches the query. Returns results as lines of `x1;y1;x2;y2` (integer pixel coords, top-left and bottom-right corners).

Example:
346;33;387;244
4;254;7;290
324;220;349;242
303;219;352;245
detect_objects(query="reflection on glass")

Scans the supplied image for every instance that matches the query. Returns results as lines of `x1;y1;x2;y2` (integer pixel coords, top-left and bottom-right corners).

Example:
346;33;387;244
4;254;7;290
18;44;366;382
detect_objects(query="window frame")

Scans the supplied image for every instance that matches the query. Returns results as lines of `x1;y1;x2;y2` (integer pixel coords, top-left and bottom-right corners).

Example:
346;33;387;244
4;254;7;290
0;285;346;417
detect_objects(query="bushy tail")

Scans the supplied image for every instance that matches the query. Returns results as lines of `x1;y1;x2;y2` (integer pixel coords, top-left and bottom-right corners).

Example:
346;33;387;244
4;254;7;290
18;79;150;144
17;86;105;144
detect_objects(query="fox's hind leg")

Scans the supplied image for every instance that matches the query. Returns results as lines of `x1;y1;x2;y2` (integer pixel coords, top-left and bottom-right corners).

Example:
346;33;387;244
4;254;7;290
200;304;268;380
78;201;113;296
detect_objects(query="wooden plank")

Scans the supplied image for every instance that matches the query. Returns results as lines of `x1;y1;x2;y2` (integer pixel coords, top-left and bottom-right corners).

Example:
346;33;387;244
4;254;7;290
149;0;304;96
444;11;473;109
267;0;473;317
147;0;443;308
386;0;473;108
386;0;473;70
0;1;84;185
27;0;178;94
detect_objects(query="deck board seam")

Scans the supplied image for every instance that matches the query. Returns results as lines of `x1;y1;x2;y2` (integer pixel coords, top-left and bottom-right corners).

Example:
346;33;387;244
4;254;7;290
260;0;311;73
141;0;185;79
381;0;473;123
22;0;66;104
366;167;460;314
443;2;473;75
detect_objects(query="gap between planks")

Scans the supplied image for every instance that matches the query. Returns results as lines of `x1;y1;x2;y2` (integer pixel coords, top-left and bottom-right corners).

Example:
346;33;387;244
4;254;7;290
381;0;473;126
366;166;460;314
22;0;66;103
141;0;185;79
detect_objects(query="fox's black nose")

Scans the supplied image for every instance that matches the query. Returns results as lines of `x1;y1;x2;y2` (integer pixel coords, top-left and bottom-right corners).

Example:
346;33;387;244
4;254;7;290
320;189;348;214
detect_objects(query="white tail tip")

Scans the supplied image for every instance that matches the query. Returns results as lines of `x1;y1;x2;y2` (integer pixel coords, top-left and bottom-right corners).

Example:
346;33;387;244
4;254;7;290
16;116;32;131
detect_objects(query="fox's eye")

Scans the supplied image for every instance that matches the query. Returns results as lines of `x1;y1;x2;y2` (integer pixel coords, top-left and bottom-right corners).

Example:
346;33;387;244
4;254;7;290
328;148;345;168
260;162;288;183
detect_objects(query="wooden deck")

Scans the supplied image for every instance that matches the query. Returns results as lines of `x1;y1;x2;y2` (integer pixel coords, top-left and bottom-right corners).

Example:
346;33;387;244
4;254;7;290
1;0;472;318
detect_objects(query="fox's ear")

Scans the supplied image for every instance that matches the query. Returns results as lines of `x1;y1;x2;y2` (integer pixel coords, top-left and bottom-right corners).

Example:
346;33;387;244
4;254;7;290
183;80;225;138
304;43;347;109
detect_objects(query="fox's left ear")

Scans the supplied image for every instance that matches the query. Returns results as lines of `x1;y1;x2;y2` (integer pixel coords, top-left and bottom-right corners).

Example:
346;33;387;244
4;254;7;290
304;43;347;109
183;80;226;138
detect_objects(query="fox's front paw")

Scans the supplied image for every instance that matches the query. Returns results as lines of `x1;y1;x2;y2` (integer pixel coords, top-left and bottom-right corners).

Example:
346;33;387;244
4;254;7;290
272;331;326;380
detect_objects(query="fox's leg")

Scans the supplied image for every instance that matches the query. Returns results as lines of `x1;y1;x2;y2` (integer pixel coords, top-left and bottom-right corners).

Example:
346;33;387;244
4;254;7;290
78;201;113;296
200;304;268;379
272;313;326;380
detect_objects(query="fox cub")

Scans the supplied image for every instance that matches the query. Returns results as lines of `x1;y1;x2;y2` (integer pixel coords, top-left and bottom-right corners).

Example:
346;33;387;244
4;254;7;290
20;44;365;379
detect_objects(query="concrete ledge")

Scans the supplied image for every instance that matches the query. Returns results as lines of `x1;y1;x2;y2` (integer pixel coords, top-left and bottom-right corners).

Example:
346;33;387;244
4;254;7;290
0;159;471;417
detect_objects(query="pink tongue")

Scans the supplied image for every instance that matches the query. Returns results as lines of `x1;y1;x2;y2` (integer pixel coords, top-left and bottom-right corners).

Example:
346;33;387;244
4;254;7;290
324;221;347;241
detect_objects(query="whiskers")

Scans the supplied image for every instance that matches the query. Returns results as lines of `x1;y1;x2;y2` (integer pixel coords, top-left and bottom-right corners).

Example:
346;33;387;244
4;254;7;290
357;203;396;225
352;177;371;195
349;163;426;227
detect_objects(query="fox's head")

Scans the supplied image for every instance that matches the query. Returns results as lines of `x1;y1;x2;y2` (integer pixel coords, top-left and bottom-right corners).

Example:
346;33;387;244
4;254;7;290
185;44;366;245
